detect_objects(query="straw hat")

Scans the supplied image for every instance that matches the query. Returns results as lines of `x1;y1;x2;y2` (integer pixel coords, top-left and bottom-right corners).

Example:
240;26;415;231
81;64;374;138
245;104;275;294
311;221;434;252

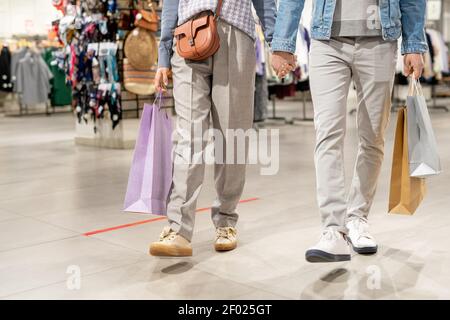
124;27;158;70
123;58;157;96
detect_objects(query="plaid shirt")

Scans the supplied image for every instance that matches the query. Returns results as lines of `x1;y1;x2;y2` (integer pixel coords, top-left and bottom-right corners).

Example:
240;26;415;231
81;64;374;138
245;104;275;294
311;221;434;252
158;0;276;68
178;0;255;40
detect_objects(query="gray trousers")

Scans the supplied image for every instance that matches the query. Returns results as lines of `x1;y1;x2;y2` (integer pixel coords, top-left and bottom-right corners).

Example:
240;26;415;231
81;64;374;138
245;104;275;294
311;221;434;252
309;37;398;233
167;21;256;241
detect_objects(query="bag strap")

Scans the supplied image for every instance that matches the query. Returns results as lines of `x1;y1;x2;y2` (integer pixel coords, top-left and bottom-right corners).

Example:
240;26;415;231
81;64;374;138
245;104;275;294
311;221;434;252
153;91;163;110
215;0;224;18
408;74;424;97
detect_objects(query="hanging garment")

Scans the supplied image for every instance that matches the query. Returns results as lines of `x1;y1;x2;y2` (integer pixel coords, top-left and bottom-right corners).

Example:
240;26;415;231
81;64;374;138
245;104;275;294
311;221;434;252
0;46;13;92
255;24;265;76
421;33;434;80
10;47;29;92
254;70;268;122
295;25;311;81
108;83;122;129
254;23;268;122
16;52;53;106
42;48;72;107
268;83;297;99
98;48;119;83
427;29;449;77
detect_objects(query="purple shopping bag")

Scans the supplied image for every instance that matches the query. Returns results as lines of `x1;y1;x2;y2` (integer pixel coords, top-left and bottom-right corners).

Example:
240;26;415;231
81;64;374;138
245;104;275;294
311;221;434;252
123;96;173;215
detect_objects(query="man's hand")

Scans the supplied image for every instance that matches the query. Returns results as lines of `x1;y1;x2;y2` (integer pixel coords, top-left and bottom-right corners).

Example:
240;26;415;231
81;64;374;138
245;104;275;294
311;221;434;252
271;51;296;79
404;54;424;79
154;67;170;93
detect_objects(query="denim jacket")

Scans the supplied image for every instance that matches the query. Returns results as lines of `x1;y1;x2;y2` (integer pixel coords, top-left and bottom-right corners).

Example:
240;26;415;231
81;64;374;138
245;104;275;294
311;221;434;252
158;0;277;68
271;0;428;55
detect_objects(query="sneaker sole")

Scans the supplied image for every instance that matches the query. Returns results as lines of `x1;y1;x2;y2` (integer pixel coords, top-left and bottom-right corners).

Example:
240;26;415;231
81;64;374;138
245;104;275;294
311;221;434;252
305;249;351;263
215;242;237;252
348;239;378;255
149;244;192;257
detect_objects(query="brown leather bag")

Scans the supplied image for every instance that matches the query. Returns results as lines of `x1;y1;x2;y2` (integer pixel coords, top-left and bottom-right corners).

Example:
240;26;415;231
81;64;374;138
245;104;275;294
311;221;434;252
135;5;159;32
173;0;223;61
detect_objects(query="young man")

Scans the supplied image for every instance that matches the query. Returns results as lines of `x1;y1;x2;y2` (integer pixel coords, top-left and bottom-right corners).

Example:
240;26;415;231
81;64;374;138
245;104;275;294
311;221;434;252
271;0;427;262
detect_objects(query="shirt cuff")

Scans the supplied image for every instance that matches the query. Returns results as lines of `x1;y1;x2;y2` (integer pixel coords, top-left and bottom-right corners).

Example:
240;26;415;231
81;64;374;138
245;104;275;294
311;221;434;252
158;42;173;68
401;40;429;55
270;38;296;53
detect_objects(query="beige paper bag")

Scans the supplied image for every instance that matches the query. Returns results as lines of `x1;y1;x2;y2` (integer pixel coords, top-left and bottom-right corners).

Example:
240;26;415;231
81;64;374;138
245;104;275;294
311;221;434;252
388;107;426;215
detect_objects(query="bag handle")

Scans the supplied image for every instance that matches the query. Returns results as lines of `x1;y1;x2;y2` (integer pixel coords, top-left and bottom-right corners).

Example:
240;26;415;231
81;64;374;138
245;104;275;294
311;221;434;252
215;0;224;18
408;74;424;97
153;91;163;110
148;2;156;15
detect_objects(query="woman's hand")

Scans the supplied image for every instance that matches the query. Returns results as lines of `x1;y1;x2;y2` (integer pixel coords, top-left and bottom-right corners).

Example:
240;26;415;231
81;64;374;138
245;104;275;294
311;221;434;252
271;51;296;78
154;67;171;93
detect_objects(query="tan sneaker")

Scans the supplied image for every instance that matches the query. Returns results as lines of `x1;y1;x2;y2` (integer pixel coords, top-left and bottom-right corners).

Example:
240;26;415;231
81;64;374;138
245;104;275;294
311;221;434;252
149;227;192;257
214;227;237;252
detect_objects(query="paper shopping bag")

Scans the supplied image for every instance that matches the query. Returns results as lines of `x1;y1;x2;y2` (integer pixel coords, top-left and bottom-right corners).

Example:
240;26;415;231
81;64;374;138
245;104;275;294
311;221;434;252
388;107;426;215
123;100;173;215
406;77;442;178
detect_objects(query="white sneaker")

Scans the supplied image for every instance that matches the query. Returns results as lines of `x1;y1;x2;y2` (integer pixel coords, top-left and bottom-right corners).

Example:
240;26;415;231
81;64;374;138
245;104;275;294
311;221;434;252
346;217;378;254
305;229;351;263
215;227;237;252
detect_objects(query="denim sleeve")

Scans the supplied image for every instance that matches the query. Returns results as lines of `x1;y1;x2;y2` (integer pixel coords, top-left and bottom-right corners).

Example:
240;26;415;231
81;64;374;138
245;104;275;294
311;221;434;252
271;0;305;53
158;0;179;68
399;0;428;54
252;0;277;44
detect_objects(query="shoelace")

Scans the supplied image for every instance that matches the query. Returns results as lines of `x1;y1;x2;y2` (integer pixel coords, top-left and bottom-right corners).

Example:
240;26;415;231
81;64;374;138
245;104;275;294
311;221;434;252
159;227;177;241
216;227;236;240
352;218;373;240
321;229;336;241
321;229;351;244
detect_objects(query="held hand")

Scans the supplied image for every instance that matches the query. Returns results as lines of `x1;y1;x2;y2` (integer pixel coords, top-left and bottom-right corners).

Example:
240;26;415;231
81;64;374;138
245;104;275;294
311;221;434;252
154;67;170;93
271;51;296;79
403;54;424;79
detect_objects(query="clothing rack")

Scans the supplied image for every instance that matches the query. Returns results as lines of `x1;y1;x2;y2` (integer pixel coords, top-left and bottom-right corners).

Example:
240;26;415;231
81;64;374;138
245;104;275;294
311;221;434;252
3;43;72;117
267;93;288;123
268;89;314;124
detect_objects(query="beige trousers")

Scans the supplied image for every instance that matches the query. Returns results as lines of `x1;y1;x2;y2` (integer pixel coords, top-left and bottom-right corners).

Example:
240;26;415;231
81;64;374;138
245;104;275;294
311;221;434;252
167;21;256;241
309;37;398;233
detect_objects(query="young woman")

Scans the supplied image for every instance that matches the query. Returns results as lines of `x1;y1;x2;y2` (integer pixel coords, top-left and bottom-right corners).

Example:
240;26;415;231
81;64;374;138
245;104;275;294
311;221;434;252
150;0;276;257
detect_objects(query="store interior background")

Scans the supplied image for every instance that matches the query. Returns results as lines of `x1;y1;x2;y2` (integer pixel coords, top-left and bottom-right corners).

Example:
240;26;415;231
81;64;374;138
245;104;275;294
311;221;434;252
1;0;450;299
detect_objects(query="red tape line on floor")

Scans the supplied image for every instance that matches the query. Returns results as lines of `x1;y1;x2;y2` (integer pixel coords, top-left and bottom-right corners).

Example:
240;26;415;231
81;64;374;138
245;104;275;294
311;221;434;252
82;197;259;237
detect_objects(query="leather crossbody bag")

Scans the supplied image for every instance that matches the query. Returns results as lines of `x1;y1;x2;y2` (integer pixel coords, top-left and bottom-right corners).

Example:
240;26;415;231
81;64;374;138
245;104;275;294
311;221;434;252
173;0;223;61
135;6;159;33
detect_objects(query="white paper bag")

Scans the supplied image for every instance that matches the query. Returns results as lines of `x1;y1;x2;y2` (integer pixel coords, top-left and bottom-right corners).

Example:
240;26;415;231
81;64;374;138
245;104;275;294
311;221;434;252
406;76;442;178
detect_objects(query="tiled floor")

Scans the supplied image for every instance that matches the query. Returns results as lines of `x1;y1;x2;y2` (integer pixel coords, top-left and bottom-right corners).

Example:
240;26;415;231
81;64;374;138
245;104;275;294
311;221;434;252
1;95;450;300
